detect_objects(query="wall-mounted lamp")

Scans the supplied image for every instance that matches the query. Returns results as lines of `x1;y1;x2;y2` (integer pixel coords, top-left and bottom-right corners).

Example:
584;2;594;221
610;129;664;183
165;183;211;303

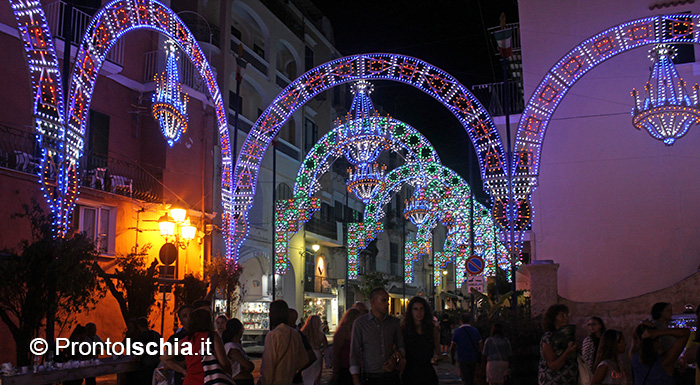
158;207;197;249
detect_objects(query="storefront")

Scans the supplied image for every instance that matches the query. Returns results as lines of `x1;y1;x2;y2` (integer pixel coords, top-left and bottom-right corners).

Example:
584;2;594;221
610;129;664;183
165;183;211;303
303;294;338;332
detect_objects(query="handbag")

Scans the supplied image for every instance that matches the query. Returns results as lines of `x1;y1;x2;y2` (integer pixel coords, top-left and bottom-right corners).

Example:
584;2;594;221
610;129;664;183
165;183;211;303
201;332;235;385
577;355;592;385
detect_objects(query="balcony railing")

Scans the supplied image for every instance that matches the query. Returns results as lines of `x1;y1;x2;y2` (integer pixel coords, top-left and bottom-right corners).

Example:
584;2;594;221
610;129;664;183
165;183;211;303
81;155;163;202
276;72;291;89
471;80;525;117
230;37;268;75
304;275;338;294
45;0;125;66
143;50;206;93
0;124;40;175
178;13;220;49
305;217;337;240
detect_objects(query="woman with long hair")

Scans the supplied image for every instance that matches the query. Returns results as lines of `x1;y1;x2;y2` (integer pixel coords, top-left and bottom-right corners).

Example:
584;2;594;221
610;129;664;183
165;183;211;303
222;318;254;385
582;316;606;372
162;308;232;385
301;315;328;385
400;296;439;385
538;304;578;385
331;308;362;385
590;329;627;385
483;323;512;385
630;321;689;385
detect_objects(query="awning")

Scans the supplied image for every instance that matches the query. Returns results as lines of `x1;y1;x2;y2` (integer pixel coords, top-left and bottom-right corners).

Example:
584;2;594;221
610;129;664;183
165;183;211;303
388;286;419;299
304;292;336;299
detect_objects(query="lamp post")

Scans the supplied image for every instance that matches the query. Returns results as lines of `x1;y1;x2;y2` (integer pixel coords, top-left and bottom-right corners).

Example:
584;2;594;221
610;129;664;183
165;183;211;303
233;45;248;163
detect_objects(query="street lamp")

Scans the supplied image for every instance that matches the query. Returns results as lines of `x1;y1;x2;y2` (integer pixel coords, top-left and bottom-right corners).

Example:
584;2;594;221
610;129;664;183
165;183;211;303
312;244;320;252
233;44;248;163
158;208;197;249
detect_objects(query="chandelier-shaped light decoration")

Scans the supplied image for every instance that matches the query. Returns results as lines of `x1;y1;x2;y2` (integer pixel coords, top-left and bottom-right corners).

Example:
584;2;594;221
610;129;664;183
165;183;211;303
347;162;387;204
340;80;391;164
152;40;189;147
631;44;700;146
404;187;431;225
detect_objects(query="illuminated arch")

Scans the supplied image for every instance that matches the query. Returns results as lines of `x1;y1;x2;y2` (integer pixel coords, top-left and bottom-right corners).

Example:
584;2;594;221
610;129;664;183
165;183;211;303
234;54;507;259
514;14;700;197
6;0;232;248
272;116;441;274
347;161;508;283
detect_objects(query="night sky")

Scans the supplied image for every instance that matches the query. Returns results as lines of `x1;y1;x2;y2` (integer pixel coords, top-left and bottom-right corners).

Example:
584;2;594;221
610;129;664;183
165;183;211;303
310;0;519;203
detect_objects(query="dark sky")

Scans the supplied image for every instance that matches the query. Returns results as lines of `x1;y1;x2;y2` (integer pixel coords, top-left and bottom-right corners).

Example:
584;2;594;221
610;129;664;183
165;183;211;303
310;0;519;203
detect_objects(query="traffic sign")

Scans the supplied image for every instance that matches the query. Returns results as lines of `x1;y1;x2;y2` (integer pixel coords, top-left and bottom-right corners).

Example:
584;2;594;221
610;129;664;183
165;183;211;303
467;275;485;293
466;255;485;275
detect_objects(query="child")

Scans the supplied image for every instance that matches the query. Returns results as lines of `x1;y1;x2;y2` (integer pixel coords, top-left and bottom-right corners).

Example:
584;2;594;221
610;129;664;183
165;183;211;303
591;329;627;385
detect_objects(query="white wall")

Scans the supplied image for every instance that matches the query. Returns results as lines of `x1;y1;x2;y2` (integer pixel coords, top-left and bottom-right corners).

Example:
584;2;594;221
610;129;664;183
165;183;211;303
520;0;700;301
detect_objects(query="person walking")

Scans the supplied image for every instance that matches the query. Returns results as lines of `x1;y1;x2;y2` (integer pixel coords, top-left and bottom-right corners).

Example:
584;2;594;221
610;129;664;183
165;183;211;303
439;314;452;354
331;308;362;385
222;318;254;385
161;308;232;385
400;296;439;385
590;329;627;385
538;304;578;385
259;300;309;385
450;312;482;385
630;321;689;385
349;287;404;385
581;316;606;373
289;308;317;385
301;315;328;385
483;323;512;385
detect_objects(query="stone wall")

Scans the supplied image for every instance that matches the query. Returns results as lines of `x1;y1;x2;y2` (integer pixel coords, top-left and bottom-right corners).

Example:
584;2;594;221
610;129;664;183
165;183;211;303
524;262;700;342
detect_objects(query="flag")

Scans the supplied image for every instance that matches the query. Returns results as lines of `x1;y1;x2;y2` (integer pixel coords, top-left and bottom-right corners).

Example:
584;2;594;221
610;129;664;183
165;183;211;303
493;28;513;58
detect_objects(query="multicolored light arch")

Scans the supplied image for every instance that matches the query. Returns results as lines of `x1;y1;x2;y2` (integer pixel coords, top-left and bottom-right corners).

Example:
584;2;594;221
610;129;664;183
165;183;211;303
234;54;506;260
7;0;231;247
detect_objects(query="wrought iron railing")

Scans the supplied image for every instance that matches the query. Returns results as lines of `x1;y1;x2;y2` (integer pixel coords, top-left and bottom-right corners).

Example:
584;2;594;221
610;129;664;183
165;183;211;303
143;50;206;93
486;22;522;56
80;155;163;202
304;275;338;294
471;80;525;117
0;124;40;175
45;0;125;65
306;217;337;240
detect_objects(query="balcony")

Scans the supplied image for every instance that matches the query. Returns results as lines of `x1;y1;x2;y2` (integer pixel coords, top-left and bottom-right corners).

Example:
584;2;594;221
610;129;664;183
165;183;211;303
304;275;338;294
305;217;337;240
143;50;207;94
0;124;40;175
486;22;522;57
178;13;221;49
81;154;163;202
230;36;268;76
471;80;525;117
45;0;125;66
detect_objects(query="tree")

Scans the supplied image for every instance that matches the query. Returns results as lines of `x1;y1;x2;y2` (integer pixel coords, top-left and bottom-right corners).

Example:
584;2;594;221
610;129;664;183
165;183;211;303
0;201;105;365
358;271;390;300
205;256;244;317
94;246;159;325
173;273;208;312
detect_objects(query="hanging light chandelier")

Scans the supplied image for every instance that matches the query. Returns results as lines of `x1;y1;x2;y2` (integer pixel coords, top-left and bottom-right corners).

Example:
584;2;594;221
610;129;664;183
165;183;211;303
631;44;700;146
347;162;387;204
152;40;189;147
404;187;430;226
340;80;391;165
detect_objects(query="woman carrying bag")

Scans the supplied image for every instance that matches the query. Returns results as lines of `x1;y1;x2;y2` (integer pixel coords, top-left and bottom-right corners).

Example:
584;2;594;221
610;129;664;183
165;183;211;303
483;323;513;385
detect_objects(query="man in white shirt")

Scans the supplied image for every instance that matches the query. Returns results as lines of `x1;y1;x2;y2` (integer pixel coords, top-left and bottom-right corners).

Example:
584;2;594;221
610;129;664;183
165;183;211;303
260;300;309;385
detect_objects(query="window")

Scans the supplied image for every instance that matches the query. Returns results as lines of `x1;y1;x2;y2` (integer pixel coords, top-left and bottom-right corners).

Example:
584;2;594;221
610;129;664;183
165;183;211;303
390;242;399;276
229;90;243;113
672;44;695;65
334;201;344;222
86;110;109;169
253;43;265;59
304;118;318;153
76;204;115;254
231;25;242;40
305;46;314;71
276;183;292;201
320;202;333;223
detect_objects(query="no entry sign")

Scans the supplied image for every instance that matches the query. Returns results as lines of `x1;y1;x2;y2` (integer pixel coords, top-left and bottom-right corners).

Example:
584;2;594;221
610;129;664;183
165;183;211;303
466;255;485;275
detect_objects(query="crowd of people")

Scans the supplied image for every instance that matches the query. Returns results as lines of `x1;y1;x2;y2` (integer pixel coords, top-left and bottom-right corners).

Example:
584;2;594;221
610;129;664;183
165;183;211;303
62;296;698;385
538;302;699;385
